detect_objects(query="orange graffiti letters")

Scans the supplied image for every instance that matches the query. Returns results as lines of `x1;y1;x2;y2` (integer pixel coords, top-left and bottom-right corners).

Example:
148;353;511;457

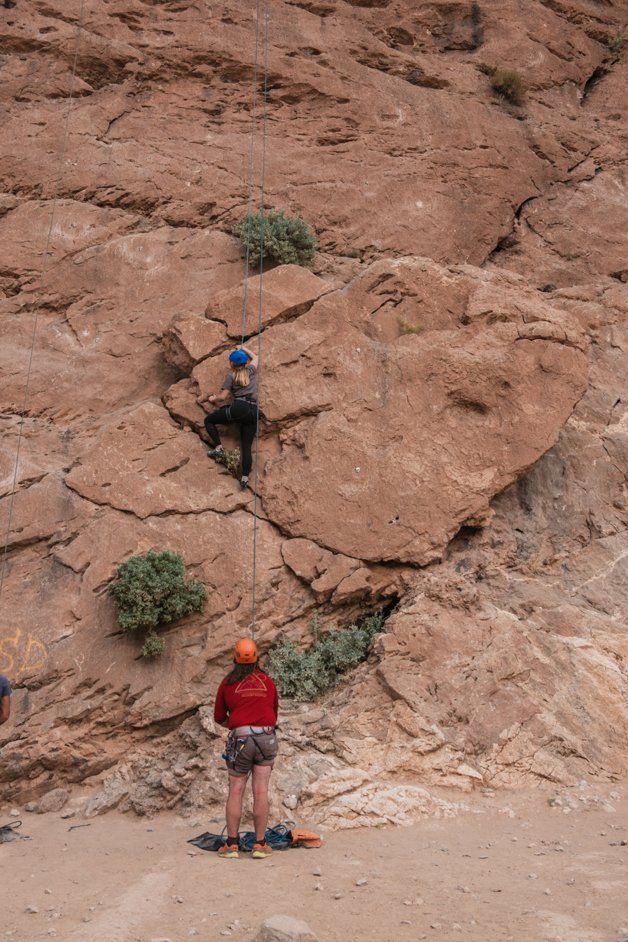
0;628;48;677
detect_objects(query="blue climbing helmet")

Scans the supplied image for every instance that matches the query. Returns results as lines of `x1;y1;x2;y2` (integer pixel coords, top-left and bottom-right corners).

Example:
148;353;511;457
229;349;248;366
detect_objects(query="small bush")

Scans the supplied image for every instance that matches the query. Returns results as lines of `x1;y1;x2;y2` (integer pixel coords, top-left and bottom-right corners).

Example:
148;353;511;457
109;550;207;657
267;612;384;701
267;638;321;701
607;33;625;55
489;68;526;105
234;209;317;268
214;447;241;477
141;631;166;659
399;318;423;335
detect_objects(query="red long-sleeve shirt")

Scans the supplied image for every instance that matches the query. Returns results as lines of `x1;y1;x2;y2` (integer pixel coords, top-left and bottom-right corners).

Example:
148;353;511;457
214;669;278;729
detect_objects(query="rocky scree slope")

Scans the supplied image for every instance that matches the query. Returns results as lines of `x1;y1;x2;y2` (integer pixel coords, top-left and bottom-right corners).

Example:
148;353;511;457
0;0;626;826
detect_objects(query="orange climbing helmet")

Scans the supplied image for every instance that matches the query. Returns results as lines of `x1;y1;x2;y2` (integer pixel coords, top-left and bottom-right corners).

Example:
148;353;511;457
233;638;258;664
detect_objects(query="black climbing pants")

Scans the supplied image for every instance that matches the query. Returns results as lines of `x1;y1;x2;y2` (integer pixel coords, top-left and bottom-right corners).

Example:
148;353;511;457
204;400;258;476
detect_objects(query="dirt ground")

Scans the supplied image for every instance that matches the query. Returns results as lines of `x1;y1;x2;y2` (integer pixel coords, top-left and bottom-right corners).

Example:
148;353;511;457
2;785;627;942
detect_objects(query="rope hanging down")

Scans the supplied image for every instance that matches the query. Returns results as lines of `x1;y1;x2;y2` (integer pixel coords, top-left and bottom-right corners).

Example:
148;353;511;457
241;0;270;642
0;1;86;604
239;0;264;346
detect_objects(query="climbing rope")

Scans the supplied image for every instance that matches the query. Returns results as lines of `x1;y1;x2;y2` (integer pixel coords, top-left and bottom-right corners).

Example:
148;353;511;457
240;0;270;641
250;6;270;641
239;0;265;345
0;1;86;604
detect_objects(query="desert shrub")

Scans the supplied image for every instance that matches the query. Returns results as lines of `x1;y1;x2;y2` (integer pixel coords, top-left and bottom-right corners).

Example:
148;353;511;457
399;317;423;335
267;639;323;702
141;631;166;659
607;33;625;55
214;447;241;477
234;209;317;268
478;64;527;104
267;612;384;701
108;550;207;657
489;68;526;105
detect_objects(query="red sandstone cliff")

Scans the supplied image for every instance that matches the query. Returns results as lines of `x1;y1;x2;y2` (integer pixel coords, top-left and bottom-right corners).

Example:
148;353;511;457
0;0;626;825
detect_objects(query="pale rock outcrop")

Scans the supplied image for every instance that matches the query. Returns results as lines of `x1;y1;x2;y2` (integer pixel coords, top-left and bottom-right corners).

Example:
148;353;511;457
301;775;462;829
24;788;69;814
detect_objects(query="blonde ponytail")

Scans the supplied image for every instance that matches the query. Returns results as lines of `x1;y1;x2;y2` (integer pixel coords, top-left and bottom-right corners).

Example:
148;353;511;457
232;364;250;388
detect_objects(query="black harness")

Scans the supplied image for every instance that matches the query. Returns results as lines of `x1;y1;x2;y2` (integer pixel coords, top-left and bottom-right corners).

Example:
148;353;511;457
223;728;275;764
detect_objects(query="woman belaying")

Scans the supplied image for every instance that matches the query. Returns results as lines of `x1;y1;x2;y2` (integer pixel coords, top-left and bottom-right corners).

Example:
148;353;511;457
200;345;260;489
213;638;279;859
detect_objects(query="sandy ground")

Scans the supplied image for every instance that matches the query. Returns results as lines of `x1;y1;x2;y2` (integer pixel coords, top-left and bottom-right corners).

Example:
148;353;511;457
2;785;627;942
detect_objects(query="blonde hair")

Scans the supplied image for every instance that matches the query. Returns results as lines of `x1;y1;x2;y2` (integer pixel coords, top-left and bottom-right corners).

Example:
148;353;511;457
232;364;250;388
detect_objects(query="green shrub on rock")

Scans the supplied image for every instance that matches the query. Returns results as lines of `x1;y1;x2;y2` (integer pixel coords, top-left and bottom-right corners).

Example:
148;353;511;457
234;209;317;268
479;64;526;105
214;447;241;477
141;631;167;659
268;612;384;701
267;638;323;702
108;550;207;656
607;33;625;55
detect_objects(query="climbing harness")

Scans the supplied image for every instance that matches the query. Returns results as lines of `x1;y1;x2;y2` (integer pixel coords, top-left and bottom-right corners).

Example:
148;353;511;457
222;726;276;766
222;729;244;765
0;1;86;604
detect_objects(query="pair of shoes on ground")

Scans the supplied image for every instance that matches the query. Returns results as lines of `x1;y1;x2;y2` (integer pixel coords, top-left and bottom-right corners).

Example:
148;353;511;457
217;841;272;859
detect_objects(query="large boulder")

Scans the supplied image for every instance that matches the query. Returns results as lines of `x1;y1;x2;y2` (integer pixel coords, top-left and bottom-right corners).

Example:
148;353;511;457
258;259;588;563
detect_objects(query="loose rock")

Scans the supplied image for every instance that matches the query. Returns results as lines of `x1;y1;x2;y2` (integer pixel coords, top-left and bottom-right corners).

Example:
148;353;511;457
253;915;318;942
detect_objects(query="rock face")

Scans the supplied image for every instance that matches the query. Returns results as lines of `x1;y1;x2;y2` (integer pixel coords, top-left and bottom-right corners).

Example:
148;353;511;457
0;0;626;824
256;260;588;563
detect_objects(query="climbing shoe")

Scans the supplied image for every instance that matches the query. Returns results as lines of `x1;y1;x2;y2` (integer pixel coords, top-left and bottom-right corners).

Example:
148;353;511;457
207;445;225;458
251;842;273;859
218;842;239;859
240;476;249;489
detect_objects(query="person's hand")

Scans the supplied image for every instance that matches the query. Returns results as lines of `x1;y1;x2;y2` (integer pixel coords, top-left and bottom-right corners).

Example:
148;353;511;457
208;395;216;404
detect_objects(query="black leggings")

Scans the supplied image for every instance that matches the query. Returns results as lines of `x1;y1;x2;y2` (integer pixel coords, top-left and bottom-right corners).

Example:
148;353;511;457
204;400;258;476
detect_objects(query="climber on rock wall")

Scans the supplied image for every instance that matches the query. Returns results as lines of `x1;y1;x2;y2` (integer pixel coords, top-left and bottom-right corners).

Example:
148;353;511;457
213;638;279;859
199;345;260;490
